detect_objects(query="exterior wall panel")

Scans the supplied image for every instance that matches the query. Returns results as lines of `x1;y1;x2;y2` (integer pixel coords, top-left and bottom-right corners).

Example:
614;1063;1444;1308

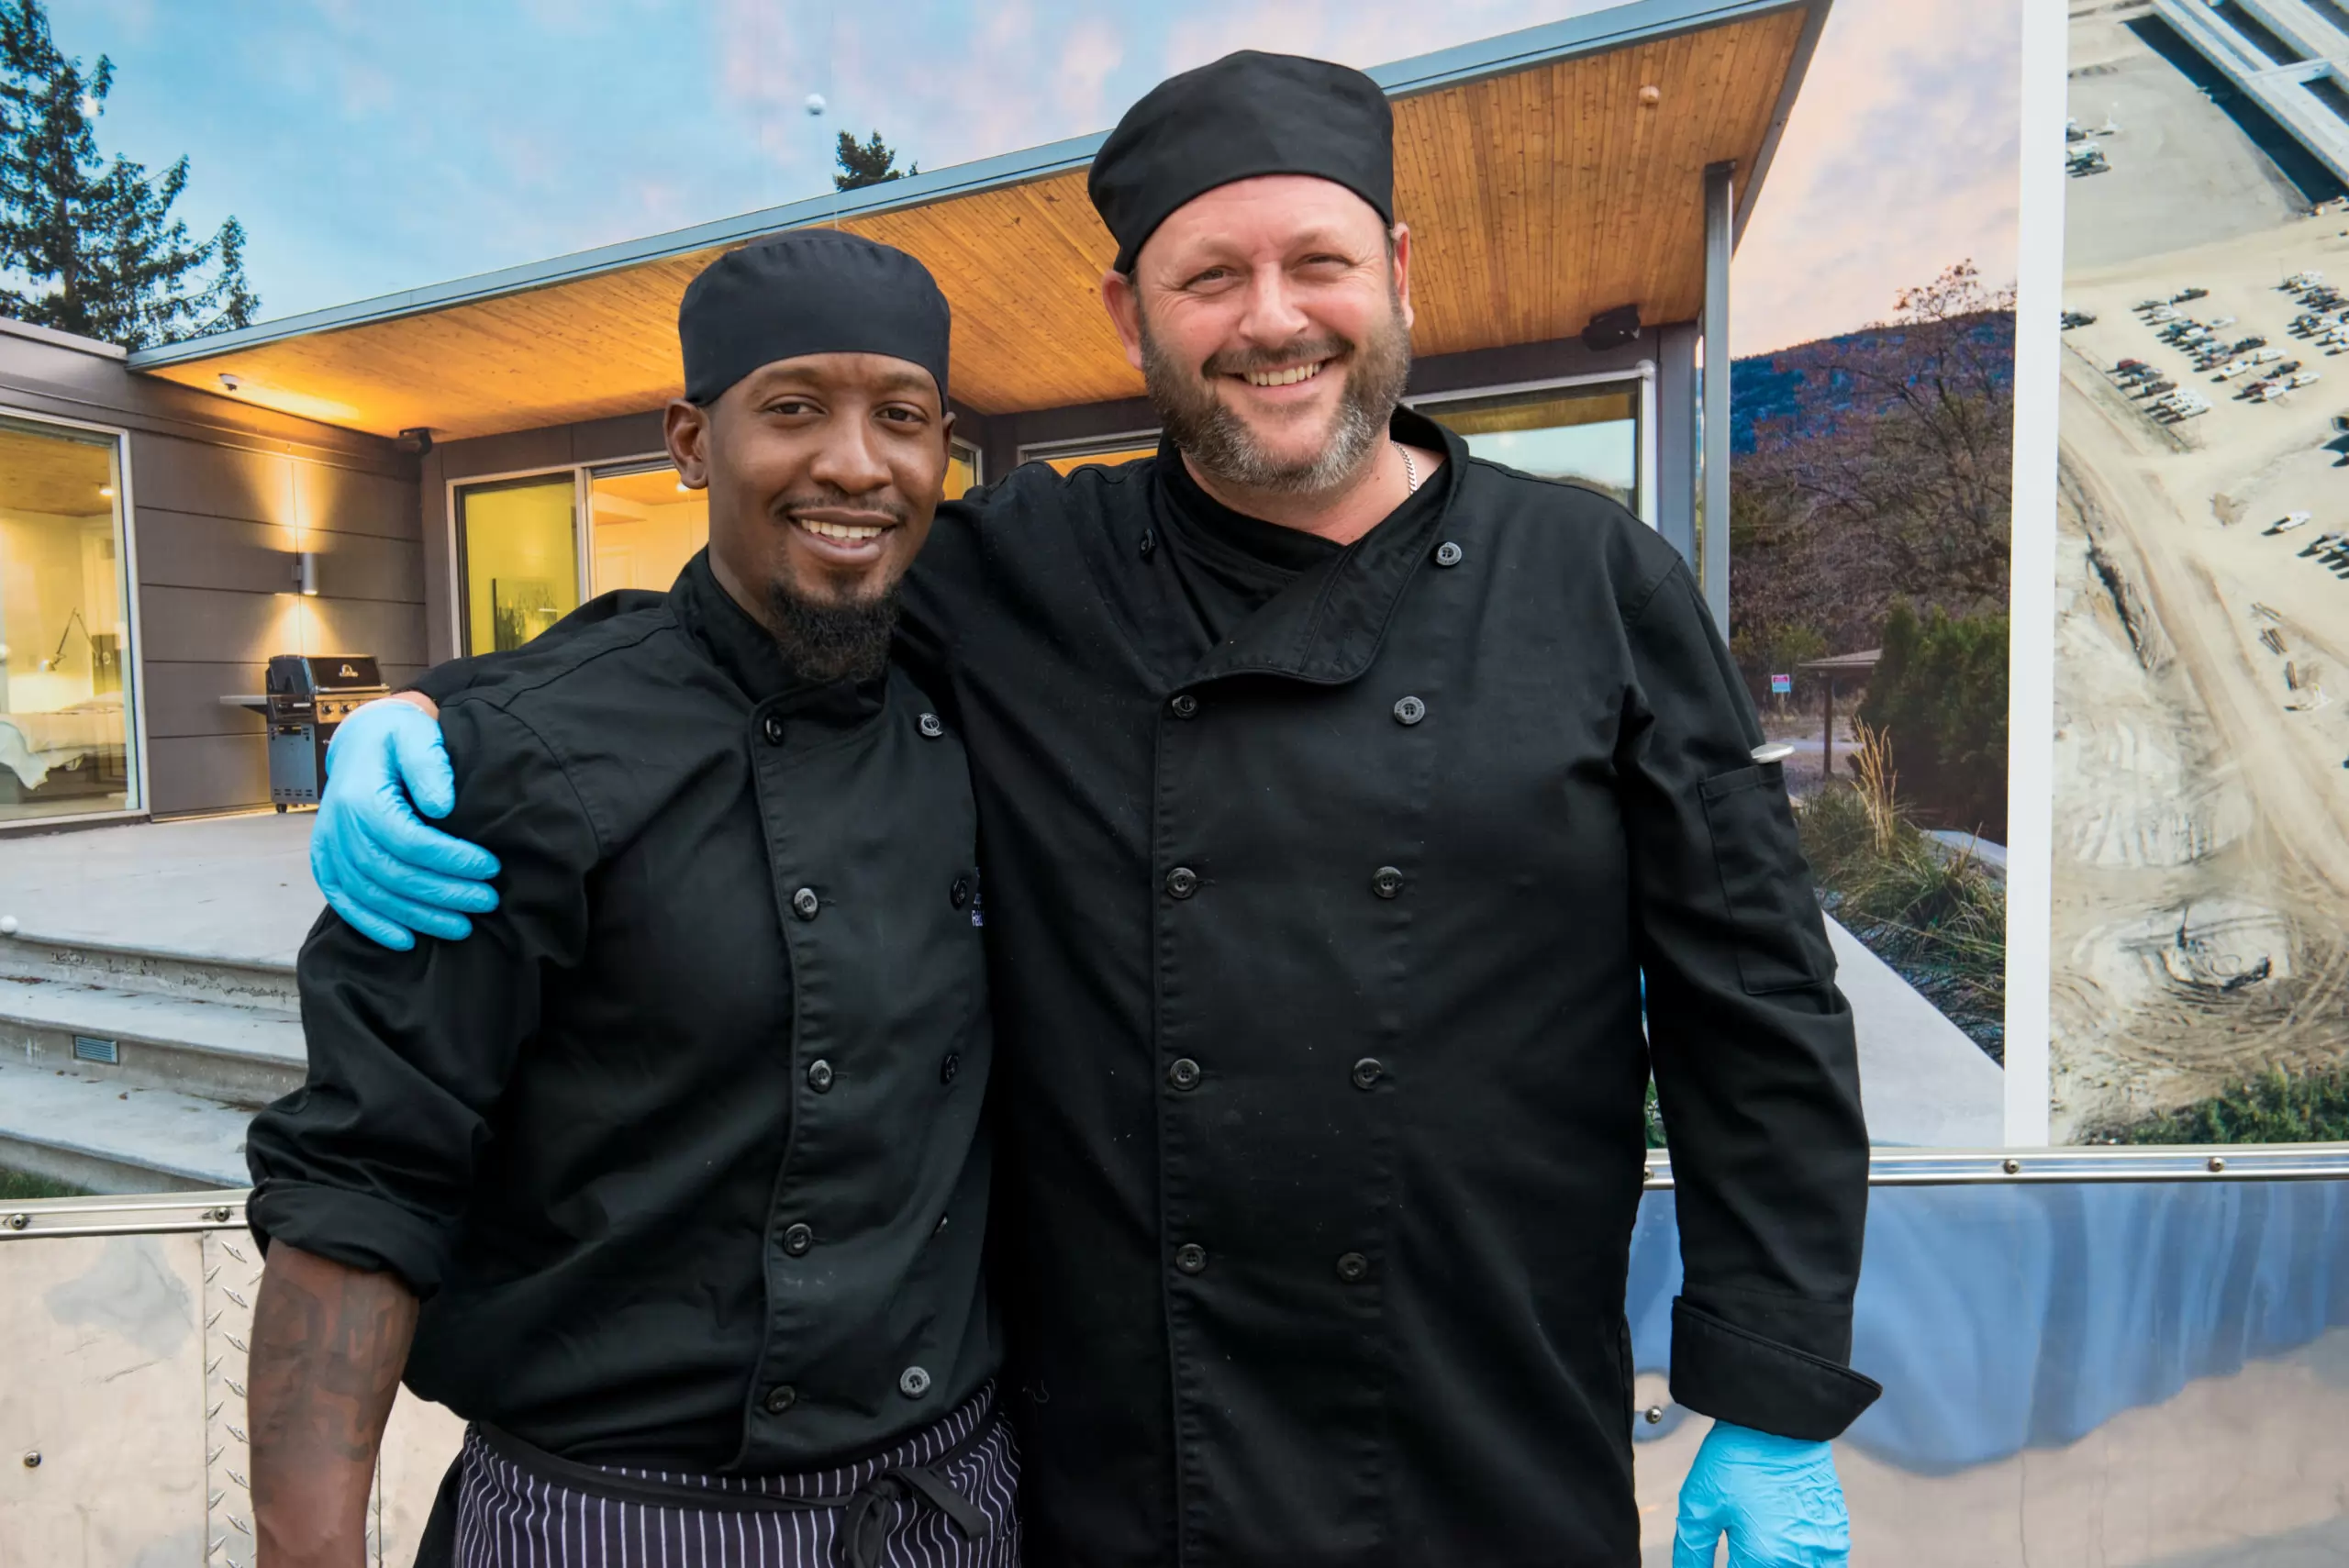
143;733;269;817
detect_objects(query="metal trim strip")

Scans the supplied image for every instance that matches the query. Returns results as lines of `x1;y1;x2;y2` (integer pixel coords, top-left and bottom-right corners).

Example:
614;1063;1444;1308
17;1146;2349;1240
1642;1146;2349;1187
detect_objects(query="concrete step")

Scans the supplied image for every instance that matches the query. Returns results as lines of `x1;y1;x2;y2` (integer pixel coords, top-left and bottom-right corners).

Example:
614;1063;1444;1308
0;1057;251;1195
0;930;298;1007
0;974;306;1107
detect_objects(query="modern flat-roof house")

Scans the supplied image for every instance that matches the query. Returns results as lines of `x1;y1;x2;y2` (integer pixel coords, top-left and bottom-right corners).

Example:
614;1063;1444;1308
0;0;1826;828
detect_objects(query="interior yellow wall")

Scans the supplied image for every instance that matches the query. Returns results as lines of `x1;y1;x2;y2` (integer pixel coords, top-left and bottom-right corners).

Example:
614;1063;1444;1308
0;508;121;715
591;492;707;595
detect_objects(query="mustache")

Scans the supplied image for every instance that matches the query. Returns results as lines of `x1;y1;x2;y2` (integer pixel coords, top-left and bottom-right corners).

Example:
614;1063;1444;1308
770;487;911;526
1199;335;1354;378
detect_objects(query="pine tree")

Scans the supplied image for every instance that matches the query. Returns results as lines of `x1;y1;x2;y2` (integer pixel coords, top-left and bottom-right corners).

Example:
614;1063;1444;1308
833;129;917;193
0;0;258;349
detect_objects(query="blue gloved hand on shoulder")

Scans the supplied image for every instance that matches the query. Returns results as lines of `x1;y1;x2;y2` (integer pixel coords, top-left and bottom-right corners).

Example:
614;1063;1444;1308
310;698;501;951
1673;1421;1850;1567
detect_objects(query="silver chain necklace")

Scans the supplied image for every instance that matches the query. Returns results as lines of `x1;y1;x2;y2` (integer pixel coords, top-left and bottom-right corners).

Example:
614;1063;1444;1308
1397;442;1419;495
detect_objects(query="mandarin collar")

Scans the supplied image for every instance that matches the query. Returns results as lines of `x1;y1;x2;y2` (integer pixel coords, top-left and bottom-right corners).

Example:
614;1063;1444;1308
667;550;888;721
1169;406;1465;687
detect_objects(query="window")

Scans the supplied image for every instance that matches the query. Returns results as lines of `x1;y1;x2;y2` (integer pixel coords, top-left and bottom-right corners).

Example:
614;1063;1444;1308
588;464;707;596
947;439;982;500
1019;432;1161;475
1418;381;1644;514
0;415;136;822
457;473;579;654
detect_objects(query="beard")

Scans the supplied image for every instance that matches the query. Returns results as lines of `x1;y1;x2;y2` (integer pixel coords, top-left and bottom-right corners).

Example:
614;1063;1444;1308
763;574;899;684
760;489;907;684
1140;284;1414;495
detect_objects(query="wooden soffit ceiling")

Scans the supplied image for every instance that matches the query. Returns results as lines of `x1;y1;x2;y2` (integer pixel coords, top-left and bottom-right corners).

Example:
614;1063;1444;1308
138;6;1808;440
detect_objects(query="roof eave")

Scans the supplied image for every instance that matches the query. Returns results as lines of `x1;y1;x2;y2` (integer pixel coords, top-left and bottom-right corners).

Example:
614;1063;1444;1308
126;0;1825;373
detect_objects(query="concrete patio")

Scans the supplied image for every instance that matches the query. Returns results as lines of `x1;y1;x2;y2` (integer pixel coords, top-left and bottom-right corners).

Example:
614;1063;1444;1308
0;809;321;968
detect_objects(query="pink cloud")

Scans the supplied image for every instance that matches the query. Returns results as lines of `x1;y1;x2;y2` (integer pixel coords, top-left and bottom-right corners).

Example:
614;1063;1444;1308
1733;0;2021;352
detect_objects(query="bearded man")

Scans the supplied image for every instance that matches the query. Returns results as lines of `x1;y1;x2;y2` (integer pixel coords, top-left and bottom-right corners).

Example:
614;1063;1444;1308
245;233;1016;1568
310;51;1876;1568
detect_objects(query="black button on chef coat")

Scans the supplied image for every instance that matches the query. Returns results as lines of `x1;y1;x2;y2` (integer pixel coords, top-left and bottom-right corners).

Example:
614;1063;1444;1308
897;410;1876;1565
248;551;996;1472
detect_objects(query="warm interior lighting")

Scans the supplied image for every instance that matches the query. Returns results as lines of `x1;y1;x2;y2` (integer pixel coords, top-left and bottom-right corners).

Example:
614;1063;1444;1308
97;485;114;498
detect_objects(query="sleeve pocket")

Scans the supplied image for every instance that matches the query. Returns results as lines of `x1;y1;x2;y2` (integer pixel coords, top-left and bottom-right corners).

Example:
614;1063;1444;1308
1698;763;1834;995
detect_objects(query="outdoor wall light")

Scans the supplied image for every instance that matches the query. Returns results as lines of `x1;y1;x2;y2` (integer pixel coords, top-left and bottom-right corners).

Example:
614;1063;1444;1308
292;550;319;596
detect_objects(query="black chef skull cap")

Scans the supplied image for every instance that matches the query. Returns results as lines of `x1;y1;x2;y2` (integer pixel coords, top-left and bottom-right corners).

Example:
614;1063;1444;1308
1088;50;1395;275
679;229;951;407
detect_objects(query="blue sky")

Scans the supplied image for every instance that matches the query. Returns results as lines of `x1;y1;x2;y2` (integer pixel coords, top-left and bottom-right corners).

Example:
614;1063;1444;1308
54;0;2019;356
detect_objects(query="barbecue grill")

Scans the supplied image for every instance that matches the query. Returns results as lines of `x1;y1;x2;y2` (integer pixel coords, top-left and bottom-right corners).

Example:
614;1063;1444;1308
263;654;388;809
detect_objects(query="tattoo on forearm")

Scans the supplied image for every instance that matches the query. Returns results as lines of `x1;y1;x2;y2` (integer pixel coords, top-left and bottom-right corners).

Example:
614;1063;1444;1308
248;1246;418;1563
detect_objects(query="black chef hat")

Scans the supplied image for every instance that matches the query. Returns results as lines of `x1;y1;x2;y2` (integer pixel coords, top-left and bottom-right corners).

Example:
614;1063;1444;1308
1088;50;1394;275
679;229;951;406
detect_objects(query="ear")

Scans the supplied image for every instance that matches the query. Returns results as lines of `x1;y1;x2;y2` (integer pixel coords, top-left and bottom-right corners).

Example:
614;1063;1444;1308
664;399;711;487
1390;222;1415;333
1099;268;1145;373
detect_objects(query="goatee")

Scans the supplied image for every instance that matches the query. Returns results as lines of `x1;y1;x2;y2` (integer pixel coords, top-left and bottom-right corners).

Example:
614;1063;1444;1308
763;575;899;684
1141;286;1413;495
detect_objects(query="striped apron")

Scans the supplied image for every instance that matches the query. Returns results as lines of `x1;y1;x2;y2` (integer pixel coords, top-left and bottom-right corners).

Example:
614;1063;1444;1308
423;1385;1019;1568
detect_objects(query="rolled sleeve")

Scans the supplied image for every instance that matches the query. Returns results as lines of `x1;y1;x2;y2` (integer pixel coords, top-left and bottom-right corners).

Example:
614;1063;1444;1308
1617;557;1880;1439
246;695;601;1296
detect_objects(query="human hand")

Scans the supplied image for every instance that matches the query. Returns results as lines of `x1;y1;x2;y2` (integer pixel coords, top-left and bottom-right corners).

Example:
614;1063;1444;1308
1672;1421;1850;1567
310;697;499;951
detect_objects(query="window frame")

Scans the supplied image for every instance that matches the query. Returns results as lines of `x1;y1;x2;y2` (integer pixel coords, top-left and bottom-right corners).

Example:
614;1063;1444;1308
0;404;147;827
1015;428;1163;472
949;435;984;495
447;464;595;659
1408;362;1658;528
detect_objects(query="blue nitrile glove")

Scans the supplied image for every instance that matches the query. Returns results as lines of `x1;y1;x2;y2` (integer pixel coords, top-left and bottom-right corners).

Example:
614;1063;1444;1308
309;699;501;951
1673;1422;1850;1568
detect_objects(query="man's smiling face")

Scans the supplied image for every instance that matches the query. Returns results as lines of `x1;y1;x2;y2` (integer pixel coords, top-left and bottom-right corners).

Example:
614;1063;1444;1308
665;351;950;679
1112;174;1415;494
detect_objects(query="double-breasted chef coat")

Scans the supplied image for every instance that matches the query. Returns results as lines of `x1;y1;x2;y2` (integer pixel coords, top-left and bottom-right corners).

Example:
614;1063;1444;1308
257;555;999;1471
895;407;1879;1565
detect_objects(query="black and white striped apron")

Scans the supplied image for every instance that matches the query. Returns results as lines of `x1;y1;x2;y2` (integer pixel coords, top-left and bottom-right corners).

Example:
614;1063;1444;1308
431;1385;1019;1568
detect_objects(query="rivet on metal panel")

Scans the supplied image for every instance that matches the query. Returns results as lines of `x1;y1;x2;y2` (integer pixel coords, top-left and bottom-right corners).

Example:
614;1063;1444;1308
1643;1406;1664;1425
2002;1158;2021;1174
4;1212;26;1230
2208;1155;2226;1173
20;1450;39;1468
206;1207;233;1223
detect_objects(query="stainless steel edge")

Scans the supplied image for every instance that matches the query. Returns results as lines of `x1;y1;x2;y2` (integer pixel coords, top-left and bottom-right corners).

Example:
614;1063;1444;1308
1642;1144;2349;1186
0;1188;246;1238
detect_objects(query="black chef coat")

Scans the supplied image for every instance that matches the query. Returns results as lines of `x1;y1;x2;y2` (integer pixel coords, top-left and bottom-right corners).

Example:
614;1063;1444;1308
247;552;996;1471
896;408;1877;1565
